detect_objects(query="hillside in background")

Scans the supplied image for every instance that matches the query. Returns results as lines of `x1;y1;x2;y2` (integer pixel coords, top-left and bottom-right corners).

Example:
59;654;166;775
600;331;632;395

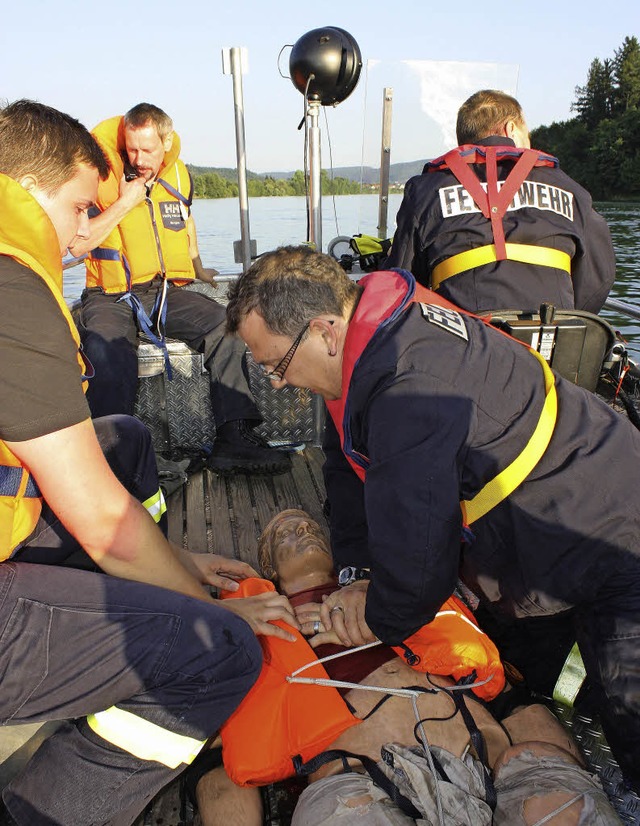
187;159;427;186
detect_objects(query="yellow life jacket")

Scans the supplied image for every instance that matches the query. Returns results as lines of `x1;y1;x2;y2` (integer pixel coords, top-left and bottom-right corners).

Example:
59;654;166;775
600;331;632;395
0;174;87;559
85;116;195;293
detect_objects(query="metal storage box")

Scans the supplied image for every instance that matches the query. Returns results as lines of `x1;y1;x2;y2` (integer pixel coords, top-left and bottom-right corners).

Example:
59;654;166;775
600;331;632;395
134;341;319;456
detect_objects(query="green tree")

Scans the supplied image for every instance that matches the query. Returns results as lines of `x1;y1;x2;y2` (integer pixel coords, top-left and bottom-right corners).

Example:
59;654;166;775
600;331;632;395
573;58;615;127
613;35;640;114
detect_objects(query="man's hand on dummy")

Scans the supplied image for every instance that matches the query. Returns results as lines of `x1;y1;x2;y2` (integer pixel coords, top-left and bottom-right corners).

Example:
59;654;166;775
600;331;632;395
118;174;148;211
187;552;259;591
318;581;376;648
220;591;301;642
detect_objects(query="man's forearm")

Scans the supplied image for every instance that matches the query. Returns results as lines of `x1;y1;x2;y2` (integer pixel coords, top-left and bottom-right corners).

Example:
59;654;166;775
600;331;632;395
69;199;138;257
69;175;148;257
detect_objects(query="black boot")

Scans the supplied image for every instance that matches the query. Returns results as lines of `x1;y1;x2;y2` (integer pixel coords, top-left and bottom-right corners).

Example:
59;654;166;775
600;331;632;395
207;421;291;474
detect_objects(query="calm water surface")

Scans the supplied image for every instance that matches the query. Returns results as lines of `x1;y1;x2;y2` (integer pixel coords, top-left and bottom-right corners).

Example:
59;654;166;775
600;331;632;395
64;194;640;355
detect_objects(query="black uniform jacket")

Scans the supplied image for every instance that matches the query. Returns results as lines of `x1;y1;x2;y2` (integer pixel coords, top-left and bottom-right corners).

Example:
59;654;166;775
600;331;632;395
386;137;616;314
323;293;640;645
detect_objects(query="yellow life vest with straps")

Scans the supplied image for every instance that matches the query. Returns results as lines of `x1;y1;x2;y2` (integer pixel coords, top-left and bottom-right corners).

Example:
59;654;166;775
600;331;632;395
0;174;88;559
85;116;195;293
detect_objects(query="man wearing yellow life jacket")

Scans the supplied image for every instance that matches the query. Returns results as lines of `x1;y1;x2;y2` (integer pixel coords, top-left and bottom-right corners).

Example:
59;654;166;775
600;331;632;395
69;103;289;474
0;100;300;826
386;89;616;314
227;245;640;795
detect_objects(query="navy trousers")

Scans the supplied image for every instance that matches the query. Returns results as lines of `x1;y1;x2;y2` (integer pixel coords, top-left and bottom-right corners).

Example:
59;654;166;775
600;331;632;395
79;281;259;425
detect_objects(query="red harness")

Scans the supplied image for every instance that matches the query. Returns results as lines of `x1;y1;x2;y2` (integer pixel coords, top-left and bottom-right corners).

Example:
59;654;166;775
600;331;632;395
426;144;559;259
326;269;458;480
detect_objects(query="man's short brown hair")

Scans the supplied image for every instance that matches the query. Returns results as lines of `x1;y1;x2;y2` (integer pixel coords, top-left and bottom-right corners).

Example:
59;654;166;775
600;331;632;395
124;103;173;140
226;245;360;338
0;99;109;194
456;89;525;145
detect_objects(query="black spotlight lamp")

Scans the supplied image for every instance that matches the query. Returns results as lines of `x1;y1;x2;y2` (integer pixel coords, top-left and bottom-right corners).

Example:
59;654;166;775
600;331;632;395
289;27;362;106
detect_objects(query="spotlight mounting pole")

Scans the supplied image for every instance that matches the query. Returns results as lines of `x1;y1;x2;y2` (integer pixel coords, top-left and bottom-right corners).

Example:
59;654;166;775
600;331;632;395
307;99;322;251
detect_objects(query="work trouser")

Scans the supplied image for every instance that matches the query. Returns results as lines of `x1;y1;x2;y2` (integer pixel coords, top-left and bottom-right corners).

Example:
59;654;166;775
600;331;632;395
79;281;259;425
13;415;166;569
576;592;640;794
0;561;261;826
2;414;263;824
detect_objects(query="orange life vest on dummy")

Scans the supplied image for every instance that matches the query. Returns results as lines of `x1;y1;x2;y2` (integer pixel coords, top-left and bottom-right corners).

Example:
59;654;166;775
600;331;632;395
219;578;361;786
392;594;504;701
219;578;506;787
0;174;88;559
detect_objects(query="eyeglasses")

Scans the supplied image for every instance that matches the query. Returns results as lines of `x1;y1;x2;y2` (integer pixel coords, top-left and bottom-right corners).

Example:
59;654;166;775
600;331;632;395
260;322;310;382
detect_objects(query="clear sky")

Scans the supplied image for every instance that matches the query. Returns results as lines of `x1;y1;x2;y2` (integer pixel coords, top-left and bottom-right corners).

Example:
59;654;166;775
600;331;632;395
2;0;637;173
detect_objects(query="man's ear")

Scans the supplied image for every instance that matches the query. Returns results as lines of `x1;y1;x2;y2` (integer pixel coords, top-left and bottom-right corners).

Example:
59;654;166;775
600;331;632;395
163;131;174;154
309;317;339;356
18;174;39;193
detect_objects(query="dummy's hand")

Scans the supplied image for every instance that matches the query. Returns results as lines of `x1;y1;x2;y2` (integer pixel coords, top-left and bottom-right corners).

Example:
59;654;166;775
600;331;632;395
118;174;148;209
188;552;258;591
220;591;300;642
320;580;375;647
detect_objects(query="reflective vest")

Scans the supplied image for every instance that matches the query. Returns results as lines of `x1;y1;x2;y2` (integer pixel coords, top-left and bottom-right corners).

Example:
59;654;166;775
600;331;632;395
326;269;558;527
425;145;571;289
0;174;87;559
85;116;195;293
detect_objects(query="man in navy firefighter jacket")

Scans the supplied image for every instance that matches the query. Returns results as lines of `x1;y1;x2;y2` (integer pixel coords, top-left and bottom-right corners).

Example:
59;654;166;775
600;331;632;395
386;89;616;314
227;244;640;794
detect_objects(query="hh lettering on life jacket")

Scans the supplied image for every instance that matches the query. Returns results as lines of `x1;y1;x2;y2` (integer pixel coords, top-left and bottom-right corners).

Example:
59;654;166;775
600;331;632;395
439;180;574;222
160;201;186;232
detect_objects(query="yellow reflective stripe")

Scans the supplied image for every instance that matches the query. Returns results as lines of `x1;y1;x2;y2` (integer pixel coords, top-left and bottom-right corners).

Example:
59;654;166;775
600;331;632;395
86;706;205;769
461;350;557;526
432;243;572;290
552;643;586;707
142;489;166;523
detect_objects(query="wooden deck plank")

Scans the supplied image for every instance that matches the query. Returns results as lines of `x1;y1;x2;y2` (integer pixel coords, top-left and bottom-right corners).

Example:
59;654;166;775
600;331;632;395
305;447;327;502
227;475;260;570
165;487;185;548
206;471;235;558
184;472;208;553
289;452;327;529
250;474;281;535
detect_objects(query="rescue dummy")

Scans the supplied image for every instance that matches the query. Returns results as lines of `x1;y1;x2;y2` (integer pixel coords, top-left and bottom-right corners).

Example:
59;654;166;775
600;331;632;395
191;511;619;826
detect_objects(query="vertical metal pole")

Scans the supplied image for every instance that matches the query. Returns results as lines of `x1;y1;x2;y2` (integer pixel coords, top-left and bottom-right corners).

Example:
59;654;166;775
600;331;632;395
306;99;326;443
223;47;253;272
307;99;322;252
377;87;393;240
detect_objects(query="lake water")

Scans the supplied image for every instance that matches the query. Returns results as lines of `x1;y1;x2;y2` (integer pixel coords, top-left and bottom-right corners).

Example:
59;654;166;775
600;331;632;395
64;194;640;355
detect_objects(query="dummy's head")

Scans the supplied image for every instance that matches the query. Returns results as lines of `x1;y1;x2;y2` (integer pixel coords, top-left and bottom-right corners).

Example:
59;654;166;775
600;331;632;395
257;509;335;595
0;99;109;254
122;103;174;181
456;89;530;148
